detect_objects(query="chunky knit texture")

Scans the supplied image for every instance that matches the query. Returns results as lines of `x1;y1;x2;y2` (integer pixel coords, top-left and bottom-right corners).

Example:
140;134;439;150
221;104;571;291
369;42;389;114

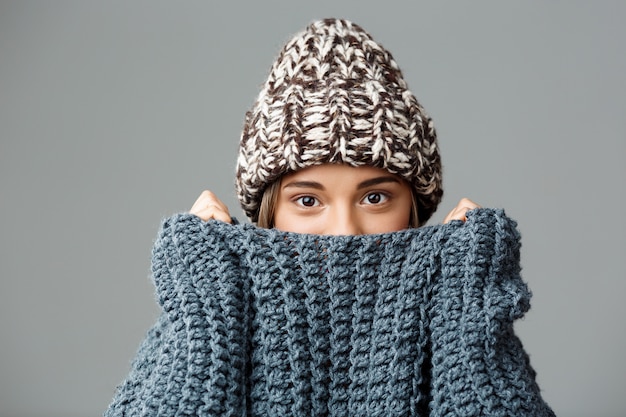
105;209;554;417
236;18;442;224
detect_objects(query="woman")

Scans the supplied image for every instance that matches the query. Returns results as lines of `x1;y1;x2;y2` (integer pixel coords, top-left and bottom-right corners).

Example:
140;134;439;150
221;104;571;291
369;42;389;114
105;19;554;417
190;18;477;233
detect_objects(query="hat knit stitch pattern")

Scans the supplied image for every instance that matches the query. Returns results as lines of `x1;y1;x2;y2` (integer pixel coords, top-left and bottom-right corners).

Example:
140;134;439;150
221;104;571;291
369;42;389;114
105;209;555;416
236;18;442;224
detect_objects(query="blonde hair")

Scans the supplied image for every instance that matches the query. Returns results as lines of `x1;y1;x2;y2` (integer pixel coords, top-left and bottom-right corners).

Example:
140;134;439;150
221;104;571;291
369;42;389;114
256;178;421;229
257;180;280;228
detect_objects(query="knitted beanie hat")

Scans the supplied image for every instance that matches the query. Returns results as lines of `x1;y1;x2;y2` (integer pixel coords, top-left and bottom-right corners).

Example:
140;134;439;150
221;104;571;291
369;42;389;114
236;18;443;224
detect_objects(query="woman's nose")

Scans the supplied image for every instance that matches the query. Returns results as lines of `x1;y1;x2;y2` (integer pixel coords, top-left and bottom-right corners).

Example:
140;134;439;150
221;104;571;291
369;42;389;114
324;205;362;236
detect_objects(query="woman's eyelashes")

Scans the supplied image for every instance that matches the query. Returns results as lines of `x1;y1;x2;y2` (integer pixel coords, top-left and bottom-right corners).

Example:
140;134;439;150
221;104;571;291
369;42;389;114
292;192;392;208
361;191;390;205
295;195;321;207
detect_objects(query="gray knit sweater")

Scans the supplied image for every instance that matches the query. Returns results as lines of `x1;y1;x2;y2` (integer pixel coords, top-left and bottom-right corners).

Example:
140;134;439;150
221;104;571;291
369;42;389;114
105;209;554;416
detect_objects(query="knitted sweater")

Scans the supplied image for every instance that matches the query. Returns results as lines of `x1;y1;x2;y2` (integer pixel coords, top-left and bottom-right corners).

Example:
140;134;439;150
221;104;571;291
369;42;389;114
105;209;554;417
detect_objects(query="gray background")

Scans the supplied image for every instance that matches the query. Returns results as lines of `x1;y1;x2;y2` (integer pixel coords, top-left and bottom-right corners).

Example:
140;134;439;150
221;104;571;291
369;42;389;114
1;1;624;416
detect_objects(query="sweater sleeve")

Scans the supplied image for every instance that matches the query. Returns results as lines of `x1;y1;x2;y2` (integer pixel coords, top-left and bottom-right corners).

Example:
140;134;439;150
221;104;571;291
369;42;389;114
104;215;250;417
428;209;555;417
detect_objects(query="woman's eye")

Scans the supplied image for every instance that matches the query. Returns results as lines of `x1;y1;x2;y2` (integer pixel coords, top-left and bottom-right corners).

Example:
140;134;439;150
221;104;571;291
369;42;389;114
296;196;319;207
363;192;388;205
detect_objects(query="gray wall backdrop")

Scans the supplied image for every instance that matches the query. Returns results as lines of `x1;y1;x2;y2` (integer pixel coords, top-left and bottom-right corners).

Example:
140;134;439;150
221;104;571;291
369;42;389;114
1;1;624;416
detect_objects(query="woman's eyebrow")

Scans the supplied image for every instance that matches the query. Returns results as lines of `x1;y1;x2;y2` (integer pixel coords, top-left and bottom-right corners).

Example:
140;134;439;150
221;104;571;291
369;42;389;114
357;176;400;189
282;181;325;190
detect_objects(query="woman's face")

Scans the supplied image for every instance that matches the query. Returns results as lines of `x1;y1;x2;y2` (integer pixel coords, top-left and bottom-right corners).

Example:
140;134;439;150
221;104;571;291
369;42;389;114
273;164;413;235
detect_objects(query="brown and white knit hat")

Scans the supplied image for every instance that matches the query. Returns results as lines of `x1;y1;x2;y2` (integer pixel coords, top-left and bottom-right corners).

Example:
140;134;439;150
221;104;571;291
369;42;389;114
236;18;443;225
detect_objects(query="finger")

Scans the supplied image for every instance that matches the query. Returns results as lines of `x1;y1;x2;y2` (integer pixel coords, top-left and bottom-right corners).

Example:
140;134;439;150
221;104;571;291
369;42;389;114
443;208;470;223
190;190;225;212
192;190;230;214
212;208;232;223
457;197;481;211
443;198;482;224
205;207;232;223
204;190;229;213
189;190;232;223
443;209;462;224
191;205;232;223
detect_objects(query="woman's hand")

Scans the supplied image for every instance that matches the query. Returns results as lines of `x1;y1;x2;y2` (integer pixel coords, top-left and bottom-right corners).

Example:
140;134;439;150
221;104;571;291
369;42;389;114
443;198;481;224
189;190;232;223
